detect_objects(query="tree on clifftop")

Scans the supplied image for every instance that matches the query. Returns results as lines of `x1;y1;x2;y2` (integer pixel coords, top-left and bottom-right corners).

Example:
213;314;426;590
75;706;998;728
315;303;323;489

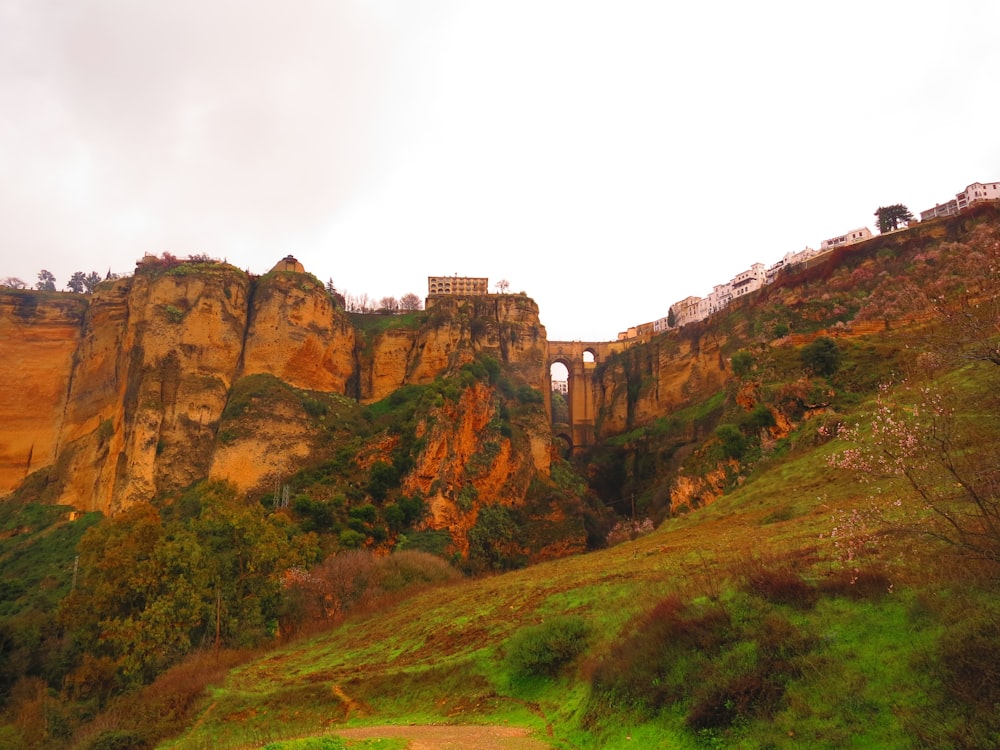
325;278;346;309
875;204;914;234
399;292;423;311
66;271;87;293
35;269;56;291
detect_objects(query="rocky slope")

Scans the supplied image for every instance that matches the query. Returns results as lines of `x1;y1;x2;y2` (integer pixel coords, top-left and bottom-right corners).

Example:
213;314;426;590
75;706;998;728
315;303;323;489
584;205;1000;518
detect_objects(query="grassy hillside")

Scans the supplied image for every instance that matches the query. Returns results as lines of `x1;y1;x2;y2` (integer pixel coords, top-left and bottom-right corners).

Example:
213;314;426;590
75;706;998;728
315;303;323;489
155;356;999;748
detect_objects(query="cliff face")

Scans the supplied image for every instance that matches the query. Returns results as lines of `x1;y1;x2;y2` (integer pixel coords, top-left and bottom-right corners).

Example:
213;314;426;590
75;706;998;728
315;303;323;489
56;268;252;510
594;322;730;440
0;266;553;520
0;292;88;495
359;294;549;402
401;380;555;557
242;273;357;394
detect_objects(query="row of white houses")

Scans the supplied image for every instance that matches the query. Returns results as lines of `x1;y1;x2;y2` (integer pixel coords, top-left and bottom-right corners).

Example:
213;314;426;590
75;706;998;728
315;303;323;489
920;181;1000;221
622;239;847;341
619;179;998;341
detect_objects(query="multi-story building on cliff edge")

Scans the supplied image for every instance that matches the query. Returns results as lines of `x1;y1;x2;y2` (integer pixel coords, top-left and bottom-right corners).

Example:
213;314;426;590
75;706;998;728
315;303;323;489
427;275;488;296
820;227;872;251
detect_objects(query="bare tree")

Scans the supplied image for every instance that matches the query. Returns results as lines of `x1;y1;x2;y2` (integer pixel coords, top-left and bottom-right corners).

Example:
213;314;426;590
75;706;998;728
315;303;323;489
379;296;400;312
345;292;373;313
495;279;511;294
399;292;423;311
1;277;27;289
829;380;1000;573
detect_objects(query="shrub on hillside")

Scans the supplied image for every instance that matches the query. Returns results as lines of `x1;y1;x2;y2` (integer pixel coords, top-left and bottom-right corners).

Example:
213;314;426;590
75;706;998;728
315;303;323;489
730;349;755;379
588;594;815;730
927;613;1000;748
817;566;893;600
604;517;655;547
279;549;461;633
714;423;748;460
904;603;1000;749
590;596;732;714
505;615;589;679
738;565;817;609
84;730;151;750
800;336;841;377
72;649;250;750
685;612;815;731
466;504;523;572
741;402;776;432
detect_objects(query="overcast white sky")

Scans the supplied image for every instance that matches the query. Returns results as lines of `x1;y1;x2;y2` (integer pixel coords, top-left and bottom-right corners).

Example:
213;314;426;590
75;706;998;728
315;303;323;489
2;1;998;341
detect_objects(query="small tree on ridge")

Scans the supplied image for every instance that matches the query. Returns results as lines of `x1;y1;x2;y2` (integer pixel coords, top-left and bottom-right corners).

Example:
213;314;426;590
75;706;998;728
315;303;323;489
874;204;914;234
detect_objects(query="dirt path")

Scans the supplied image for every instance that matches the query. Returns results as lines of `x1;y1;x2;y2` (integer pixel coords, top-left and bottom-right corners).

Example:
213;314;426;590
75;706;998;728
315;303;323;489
333;724;553;749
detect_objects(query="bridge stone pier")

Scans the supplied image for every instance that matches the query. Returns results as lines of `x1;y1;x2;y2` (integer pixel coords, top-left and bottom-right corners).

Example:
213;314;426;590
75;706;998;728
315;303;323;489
547;340;629;453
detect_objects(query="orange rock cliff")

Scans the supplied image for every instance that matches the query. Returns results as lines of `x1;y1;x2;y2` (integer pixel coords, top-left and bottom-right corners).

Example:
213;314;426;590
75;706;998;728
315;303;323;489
0;260;553;517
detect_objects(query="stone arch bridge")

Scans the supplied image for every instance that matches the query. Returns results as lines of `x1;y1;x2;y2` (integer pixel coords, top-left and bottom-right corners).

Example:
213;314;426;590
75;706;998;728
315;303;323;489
546;339;631;453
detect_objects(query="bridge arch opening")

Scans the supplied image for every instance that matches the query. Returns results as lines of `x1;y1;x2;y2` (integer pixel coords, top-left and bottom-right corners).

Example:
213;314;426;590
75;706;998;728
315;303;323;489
582;349;596;364
549;361;570;429
550;361;569;389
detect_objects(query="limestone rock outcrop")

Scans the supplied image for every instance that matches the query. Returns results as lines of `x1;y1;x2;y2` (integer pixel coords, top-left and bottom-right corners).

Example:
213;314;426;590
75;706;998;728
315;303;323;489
593;323;730;440
0;262;553;521
242;272;357;394
55;266;252;510
359;294;548;402
0;292;88;496
402;381;549;556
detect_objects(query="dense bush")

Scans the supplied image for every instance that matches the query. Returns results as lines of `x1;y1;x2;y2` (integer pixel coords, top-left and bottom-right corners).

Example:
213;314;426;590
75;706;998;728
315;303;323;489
466;504;523;572
800;336;841;377
911;610;1000;749
589;594;815;730
72;649;250;750
505;615;589;679
714;423;748;460
741;402;776;432
686;612;814;731
738;564;817;609
84;730;151;750
731;349;755;378
59;483;316;686
279;549;461;634
590;595;732;714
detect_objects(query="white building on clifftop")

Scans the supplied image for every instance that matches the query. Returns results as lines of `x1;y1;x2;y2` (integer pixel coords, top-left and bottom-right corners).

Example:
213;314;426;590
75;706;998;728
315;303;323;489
820;227;872;252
